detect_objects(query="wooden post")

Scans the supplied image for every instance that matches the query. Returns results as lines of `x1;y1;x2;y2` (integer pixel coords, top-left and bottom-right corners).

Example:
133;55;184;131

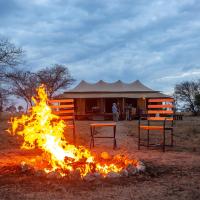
100;98;104;113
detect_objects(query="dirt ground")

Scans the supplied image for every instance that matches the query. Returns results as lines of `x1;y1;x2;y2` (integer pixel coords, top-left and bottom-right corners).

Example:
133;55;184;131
0;115;200;200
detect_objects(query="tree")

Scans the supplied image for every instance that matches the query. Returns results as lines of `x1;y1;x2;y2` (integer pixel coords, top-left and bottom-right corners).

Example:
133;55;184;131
5;105;16;113
0;38;23;68
0;38;23;112
174;80;200;115
0;87;9;112
172;93;179;113
195;93;200;112
6;70;38;112
6;65;75;112
37;64;75;98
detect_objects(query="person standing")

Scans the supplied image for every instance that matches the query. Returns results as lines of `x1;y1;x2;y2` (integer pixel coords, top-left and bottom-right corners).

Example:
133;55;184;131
125;103;129;120
117;102;121;120
112;103;119;122
128;104;132;120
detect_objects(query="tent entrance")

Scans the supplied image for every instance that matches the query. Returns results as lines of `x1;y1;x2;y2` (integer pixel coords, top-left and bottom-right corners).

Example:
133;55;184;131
105;98;118;113
125;98;137;108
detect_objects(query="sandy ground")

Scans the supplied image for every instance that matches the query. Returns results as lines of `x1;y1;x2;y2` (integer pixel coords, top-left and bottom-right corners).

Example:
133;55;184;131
0;115;200;200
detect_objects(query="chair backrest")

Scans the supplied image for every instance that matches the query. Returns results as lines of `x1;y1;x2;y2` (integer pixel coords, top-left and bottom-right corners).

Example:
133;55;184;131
147;98;174;121
48;99;75;122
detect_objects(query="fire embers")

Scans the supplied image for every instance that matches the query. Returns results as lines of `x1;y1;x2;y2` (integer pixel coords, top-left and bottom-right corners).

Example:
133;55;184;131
19;153;146;182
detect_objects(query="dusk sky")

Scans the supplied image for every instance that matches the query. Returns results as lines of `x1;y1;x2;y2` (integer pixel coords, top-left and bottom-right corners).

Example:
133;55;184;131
0;0;200;94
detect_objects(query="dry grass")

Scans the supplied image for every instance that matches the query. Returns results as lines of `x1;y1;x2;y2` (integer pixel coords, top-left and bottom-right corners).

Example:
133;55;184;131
0;114;200;200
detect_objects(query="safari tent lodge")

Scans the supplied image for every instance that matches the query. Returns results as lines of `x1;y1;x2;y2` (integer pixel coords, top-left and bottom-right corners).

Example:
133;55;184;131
59;80;169;120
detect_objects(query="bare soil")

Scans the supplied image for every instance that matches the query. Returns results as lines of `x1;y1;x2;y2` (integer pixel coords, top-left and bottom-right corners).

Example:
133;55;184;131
0;114;200;200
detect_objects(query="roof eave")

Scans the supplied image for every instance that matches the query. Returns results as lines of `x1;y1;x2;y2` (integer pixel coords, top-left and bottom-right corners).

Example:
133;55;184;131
64;91;160;94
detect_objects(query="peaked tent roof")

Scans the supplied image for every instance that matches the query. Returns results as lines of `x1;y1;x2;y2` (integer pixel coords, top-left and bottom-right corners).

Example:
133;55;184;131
59;80;169;98
66;80;156;93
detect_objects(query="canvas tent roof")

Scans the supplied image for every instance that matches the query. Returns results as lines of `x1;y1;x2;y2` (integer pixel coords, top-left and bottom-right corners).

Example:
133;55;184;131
67;80;156;92
59;80;169;99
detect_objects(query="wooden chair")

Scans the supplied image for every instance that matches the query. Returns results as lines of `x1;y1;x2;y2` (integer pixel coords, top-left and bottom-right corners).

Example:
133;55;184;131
138;98;174;152
48;99;76;144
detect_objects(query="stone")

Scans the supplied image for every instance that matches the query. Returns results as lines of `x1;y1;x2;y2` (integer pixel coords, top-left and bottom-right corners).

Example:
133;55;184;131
119;169;129;177
20;161;29;172
106;171;121;178
83;173;96;182
83;172;103;182
93;172;102;179
136;161;146;172
100;152;111;160
20;161;34;173
126;164;137;176
35;170;46;177
69;169;81;181
46;171;62;179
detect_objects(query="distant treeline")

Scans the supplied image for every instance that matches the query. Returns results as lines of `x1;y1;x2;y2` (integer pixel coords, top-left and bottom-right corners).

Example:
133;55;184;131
174;80;200;115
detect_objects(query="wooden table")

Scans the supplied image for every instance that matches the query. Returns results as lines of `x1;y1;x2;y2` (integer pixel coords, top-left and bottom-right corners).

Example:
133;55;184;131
90;122;117;149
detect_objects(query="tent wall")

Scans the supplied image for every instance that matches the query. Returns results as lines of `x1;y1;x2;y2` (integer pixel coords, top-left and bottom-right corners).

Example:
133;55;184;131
137;98;146;111
75;98;85;115
74;97;147;120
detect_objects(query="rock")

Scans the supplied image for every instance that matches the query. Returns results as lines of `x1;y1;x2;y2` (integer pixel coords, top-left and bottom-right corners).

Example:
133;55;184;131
83;173;96;182
35;170;46;177
93;172;102;179
69;169;81;181
126;164;137;176
101;152;111;160
20;161;34;173
20;161;29;172
106;171;121;178
136;161;146;172
83;172;103;182
46;171;62;179
120;169;129;177
73;169;81;180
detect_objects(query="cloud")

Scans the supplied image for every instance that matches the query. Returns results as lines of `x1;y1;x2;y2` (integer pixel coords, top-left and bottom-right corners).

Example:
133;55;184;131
156;69;200;81
0;0;200;94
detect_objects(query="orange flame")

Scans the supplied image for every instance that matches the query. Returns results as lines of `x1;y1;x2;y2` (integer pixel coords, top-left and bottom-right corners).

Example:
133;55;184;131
9;85;135;177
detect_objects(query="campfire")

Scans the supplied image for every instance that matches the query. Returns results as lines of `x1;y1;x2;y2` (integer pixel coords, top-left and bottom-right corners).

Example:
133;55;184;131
8;85;145;180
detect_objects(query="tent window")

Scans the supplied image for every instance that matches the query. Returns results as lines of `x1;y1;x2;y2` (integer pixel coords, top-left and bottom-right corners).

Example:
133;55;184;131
85;99;98;113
